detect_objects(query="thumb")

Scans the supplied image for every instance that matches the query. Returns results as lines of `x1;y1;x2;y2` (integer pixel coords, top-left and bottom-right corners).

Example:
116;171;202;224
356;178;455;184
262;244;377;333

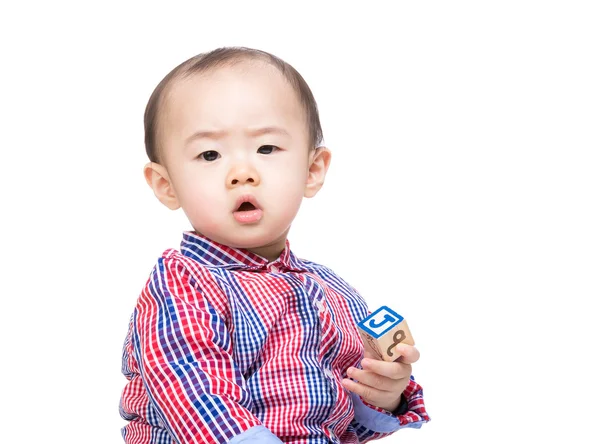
395;344;420;364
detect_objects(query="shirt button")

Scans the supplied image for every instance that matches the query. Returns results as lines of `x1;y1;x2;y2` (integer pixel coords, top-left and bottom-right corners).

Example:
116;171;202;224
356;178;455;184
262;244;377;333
316;300;325;312
269;264;279;273
324;369;334;378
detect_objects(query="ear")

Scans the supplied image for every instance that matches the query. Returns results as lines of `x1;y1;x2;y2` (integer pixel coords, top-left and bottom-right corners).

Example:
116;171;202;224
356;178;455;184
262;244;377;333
304;147;332;198
143;162;181;210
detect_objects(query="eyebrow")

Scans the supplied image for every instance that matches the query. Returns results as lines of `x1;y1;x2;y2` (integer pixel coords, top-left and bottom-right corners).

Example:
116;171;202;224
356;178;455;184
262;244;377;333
185;126;290;144
247;126;290;137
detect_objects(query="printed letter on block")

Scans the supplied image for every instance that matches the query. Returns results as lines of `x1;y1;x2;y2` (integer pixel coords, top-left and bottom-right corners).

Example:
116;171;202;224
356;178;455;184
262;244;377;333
357;306;415;362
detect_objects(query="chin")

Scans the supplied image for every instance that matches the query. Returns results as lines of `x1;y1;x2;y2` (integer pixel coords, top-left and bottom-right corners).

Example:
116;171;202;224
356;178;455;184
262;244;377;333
195;220;290;250
227;235;279;250
226;228;288;250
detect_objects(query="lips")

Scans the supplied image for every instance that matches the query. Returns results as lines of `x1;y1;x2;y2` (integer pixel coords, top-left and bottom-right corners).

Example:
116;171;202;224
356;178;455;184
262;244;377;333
234;195;261;212
233;195;263;224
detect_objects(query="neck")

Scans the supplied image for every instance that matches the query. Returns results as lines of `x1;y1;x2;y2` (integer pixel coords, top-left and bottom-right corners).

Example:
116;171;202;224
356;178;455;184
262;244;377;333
247;229;290;262
247;240;285;262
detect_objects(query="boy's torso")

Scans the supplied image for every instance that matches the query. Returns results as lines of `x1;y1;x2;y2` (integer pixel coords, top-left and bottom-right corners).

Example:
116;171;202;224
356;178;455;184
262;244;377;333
121;234;369;443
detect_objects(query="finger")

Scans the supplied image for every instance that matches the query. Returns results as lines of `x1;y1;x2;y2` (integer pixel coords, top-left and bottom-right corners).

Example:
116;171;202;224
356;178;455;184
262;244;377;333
394;344;420;364
341;377;393;405
346;367;404;392
361;358;412;380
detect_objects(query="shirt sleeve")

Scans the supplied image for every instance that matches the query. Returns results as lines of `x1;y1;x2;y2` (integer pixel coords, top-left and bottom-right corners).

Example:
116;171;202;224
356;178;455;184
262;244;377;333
350;377;430;442
132;256;283;444
229;426;282;444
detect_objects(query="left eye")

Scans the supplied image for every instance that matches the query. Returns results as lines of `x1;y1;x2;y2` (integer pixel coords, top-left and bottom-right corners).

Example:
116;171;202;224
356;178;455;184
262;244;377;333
257;145;279;154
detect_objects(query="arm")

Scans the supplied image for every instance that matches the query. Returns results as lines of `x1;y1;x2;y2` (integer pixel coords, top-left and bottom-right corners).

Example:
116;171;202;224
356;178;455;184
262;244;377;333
350;377;429;442
312;268;430;441
133;257;282;444
344;332;430;441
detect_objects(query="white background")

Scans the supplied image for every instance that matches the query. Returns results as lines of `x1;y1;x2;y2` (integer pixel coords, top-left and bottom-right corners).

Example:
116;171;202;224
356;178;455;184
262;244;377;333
1;1;598;443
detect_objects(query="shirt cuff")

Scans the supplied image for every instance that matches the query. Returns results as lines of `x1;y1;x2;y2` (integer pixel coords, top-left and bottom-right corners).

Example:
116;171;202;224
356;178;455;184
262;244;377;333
351;392;403;433
228;425;282;444
351;378;430;433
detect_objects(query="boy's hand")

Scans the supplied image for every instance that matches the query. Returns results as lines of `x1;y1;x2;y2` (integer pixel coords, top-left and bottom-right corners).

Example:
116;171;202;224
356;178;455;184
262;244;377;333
341;344;420;413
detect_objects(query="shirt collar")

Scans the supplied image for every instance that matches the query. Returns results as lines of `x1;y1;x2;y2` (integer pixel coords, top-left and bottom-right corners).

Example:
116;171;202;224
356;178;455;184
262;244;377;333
180;231;307;272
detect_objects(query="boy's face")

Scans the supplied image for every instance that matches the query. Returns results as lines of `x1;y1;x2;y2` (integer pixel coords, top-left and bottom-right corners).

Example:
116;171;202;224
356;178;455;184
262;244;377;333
146;61;330;260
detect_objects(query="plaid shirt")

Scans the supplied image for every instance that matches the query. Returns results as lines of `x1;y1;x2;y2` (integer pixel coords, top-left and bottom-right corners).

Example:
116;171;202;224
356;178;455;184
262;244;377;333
120;232;429;443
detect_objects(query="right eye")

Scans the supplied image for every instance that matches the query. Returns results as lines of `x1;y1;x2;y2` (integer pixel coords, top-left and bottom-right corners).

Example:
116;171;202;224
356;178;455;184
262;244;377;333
198;150;220;162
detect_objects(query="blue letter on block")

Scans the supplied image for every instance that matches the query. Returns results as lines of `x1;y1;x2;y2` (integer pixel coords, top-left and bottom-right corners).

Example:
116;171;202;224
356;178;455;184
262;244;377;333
358;306;404;339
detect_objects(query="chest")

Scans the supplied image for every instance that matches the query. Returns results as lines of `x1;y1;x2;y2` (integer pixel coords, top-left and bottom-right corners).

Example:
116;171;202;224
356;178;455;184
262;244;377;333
211;269;366;376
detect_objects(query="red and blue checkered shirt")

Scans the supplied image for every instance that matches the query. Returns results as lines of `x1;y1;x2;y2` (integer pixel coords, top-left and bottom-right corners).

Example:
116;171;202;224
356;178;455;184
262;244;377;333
120;232;429;443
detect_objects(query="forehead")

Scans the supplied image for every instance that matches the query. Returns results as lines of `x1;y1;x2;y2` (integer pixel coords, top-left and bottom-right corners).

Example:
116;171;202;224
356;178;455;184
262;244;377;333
162;61;306;137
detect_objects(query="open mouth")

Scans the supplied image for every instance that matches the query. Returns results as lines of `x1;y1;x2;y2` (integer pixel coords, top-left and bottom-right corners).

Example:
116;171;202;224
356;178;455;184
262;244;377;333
237;202;257;211
233;196;263;223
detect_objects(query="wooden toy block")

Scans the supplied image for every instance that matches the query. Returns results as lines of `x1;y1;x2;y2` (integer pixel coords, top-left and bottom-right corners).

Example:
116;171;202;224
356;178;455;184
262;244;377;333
357;306;415;362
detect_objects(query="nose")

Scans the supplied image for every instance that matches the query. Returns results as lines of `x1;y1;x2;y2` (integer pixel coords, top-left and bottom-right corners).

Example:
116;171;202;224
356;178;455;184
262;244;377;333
226;162;260;188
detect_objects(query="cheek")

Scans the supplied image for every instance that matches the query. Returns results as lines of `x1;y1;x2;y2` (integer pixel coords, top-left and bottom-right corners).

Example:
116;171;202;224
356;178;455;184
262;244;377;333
182;194;225;234
175;173;225;223
269;168;307;199
269;154;309;188
268;168;307;216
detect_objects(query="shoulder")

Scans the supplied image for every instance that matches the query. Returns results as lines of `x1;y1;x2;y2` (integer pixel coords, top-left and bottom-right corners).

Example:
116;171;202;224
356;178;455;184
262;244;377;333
154;248;212;282
298;257;369;318
298;257;361;296
140;248;219;303
154;248;231;315
297;256;347;283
